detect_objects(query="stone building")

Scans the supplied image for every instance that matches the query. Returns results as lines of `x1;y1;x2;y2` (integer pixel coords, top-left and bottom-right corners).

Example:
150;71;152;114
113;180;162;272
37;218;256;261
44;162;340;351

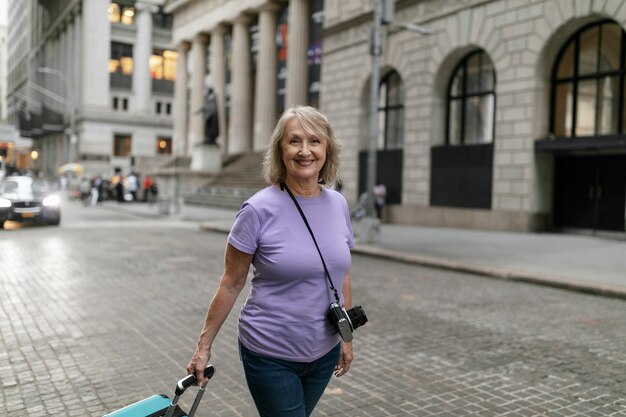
165;0;324;166
325;0;626;235
6;0;177;177
168;0;626;236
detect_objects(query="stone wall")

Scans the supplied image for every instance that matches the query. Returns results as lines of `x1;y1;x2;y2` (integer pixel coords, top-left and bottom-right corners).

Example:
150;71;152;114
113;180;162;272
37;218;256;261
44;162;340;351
321;0;626;231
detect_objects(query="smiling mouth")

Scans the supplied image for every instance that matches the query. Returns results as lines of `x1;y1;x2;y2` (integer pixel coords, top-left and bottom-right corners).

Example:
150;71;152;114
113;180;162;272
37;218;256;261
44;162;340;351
296;159;315;166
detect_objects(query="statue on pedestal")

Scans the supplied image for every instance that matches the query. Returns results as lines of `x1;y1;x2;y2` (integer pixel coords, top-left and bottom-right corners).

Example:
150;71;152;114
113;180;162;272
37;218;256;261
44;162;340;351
199;87;219;145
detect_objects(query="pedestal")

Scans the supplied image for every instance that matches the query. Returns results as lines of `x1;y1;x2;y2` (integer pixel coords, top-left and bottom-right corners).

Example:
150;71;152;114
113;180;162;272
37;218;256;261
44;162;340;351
191;144;222;173
153;162;216;216
353;216;381;244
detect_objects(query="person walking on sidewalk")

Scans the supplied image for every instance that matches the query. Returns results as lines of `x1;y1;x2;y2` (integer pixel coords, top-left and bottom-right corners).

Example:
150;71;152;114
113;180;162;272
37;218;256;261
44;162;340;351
126;172;138;202
142;175;152;202
373;179;387;220
187;106;357;417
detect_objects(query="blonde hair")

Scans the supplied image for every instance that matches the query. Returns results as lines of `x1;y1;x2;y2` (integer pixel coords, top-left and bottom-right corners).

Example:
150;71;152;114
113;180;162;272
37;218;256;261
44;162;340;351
263;106;341;185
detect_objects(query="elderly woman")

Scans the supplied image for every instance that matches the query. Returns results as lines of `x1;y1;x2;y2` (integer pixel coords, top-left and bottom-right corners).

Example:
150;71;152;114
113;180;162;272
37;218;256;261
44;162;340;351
187;106;356;417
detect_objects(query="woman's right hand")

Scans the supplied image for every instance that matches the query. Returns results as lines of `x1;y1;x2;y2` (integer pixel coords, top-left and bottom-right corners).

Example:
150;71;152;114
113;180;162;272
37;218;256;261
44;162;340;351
186;347;211;385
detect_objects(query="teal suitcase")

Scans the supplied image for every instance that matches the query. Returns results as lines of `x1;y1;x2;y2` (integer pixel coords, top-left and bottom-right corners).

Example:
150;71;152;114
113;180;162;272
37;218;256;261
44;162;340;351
104;365;215;417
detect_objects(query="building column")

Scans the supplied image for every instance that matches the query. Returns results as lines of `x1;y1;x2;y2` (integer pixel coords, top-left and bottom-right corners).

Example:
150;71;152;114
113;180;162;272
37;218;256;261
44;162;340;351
133;1;157;114
286;0;308;107
210;24;228;153
81;0;110;110
56;31;65;97
60;28;68;94
253;3;280;151
189;33;209;150
173;41;190;157
66;19;75;103
228;14;253;154
73;10;82;109
49;35;59;97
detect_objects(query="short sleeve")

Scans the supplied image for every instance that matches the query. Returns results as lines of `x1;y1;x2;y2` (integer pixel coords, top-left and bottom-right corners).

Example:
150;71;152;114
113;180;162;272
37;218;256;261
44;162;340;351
228;203;261;255
344;202;355;249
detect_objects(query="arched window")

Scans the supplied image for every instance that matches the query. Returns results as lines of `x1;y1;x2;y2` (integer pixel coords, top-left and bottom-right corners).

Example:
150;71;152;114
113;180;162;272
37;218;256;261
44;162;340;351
446;50;496;145
377;70;404;150
551;21;626;138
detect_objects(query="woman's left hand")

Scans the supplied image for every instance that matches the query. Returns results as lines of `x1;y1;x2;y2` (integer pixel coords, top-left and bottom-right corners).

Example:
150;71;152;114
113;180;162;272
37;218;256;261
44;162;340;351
334;341;353;377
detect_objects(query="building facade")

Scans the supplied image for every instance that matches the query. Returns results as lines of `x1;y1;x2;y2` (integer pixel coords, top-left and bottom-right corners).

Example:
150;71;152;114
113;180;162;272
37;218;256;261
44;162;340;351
323;0;626;235
167;0;626;235
7;0;177;178
0;22;7;122
165;0;324;162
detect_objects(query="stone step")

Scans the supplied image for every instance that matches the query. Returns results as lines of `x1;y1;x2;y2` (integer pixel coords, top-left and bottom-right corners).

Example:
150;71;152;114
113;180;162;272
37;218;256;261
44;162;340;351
196;186;261;197
184;152;266;210
184;193;248;210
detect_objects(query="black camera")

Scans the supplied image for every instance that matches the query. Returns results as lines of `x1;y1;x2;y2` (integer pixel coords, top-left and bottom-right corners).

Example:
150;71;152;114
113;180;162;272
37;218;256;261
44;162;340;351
328;303;368;342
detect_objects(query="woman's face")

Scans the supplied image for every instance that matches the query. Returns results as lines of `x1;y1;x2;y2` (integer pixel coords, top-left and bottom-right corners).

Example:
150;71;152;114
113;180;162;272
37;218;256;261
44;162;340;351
281;117;327;184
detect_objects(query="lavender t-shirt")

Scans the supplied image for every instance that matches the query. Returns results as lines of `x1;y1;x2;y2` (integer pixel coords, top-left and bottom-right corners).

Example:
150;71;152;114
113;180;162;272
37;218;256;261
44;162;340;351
228;185;355;362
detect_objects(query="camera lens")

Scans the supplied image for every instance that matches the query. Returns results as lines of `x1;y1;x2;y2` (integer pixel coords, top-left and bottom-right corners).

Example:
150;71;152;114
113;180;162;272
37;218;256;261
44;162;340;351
347;306;368;330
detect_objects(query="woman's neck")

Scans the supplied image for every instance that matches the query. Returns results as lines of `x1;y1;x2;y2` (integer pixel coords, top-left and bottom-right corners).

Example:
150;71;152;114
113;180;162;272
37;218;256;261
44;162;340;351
283;178;320;198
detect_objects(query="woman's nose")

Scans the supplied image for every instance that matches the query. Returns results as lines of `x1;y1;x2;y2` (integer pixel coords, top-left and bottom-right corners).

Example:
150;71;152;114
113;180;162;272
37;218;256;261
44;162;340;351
299;143;311;155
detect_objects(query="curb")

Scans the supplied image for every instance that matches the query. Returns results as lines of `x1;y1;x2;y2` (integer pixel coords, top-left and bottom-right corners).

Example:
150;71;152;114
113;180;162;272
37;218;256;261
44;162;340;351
351;245;626;301
97;202;166;219
199;222;626;301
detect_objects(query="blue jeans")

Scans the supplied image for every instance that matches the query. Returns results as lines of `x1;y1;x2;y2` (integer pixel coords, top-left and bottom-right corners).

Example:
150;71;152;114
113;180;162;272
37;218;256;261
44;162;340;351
239;340;340;417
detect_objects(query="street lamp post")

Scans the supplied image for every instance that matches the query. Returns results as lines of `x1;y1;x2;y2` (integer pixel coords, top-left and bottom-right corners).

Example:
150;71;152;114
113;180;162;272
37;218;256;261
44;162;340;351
361;1;431;243
37;67;76;164
358;0;385;244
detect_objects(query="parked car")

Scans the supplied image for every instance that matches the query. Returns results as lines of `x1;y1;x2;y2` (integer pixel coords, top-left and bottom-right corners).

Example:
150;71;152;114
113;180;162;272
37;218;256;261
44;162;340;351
0;176;61;229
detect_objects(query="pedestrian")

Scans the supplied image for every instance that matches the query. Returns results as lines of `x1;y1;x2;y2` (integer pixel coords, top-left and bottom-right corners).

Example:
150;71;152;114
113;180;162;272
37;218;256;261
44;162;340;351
90;176;101;207
373;179;386;220
148;180;158;204
78;177;91;206
126;172;138;202
60;175;68;191
143;175;152;202
114;177;124;203
187;106;360;417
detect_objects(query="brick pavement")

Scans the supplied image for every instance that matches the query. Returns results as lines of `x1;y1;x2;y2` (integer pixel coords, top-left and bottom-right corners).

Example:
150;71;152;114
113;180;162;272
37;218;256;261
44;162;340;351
1;203;626;416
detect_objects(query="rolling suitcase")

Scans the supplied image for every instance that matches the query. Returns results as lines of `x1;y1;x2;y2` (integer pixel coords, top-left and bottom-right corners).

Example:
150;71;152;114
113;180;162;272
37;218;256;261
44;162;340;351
103;365;215;417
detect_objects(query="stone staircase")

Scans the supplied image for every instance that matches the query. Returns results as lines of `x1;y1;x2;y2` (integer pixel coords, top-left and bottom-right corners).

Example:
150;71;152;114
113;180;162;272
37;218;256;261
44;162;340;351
184;152;267;209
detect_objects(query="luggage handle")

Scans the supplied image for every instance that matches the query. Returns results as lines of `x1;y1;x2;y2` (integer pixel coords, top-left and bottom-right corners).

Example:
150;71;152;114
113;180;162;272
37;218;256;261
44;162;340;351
175;365;215;395
164;365;215;417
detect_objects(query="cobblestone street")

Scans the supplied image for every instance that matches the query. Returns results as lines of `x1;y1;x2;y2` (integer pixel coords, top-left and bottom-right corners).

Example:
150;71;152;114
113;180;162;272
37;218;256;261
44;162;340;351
1;202;626;416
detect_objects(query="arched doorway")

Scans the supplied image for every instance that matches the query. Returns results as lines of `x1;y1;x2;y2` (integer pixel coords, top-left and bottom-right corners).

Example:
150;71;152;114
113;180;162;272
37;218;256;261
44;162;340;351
543;20;626;232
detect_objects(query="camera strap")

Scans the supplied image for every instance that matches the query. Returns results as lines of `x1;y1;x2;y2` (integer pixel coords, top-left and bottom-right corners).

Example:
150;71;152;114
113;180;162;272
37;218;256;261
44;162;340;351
280;182;341;304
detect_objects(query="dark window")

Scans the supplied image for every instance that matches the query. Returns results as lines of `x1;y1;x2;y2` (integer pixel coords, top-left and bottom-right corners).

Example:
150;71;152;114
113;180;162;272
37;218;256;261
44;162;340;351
446;50;496;145
378;70;404;150
153;8;173;29
157;137;172;154
551;21;626;138
110;42;134;75
112;97;119;109
155;101;162;114
122;98;128;110
166;103;172;115
114;134;132;157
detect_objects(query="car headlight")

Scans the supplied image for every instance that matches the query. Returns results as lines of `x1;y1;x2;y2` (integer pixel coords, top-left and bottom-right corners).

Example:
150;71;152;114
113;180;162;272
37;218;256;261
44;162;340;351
42;195;60;207
0;198;11;208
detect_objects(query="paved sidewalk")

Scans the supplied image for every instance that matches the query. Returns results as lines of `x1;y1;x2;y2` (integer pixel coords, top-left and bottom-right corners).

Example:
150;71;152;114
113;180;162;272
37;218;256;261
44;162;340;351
100;200;626;299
